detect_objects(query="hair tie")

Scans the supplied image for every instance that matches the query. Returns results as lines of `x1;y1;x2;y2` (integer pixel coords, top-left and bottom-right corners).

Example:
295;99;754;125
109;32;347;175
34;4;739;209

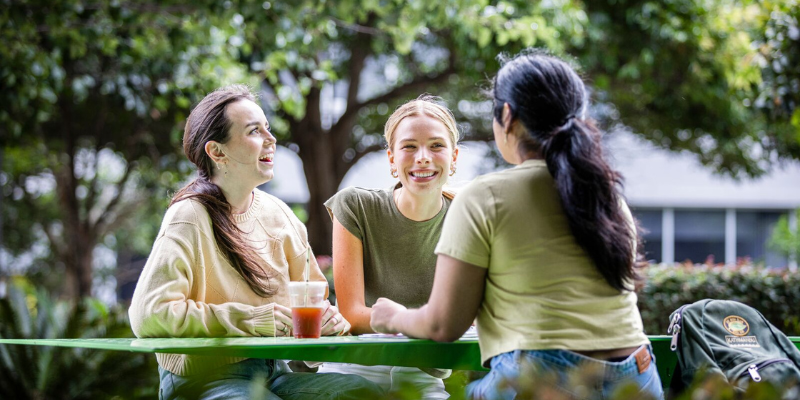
549;115;577;138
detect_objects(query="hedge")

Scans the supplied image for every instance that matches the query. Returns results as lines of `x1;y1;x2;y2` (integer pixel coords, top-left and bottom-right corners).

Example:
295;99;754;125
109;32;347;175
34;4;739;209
638;264;800;336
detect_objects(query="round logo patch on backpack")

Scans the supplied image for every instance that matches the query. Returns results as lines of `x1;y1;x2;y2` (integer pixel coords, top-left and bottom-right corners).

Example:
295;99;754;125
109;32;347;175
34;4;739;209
723;315;750;336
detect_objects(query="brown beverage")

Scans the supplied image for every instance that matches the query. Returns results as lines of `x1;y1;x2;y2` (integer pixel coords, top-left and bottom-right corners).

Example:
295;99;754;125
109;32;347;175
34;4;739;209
292;306;324;339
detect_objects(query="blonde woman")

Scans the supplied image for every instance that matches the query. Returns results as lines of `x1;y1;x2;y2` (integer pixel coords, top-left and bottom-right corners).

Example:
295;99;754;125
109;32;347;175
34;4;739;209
317;95;459;398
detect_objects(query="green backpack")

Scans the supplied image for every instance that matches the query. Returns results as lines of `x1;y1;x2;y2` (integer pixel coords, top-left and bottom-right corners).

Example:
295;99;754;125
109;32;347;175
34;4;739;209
667;299;800;394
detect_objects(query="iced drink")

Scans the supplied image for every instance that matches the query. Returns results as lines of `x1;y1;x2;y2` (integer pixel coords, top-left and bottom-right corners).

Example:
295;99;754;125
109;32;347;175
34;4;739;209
292;307;325;338
287;281;327;339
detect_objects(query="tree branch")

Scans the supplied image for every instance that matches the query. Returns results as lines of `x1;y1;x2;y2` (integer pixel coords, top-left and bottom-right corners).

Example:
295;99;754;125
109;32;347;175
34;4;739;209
41;222;67;262
92;160;134;233
94;193;144;240
260;75;297;126
329;17;384;36
332;60;457;138
83;142;104;223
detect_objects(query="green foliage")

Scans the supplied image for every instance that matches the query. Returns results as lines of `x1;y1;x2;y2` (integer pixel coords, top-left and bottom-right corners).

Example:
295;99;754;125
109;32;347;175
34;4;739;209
0;278;157;399
3;0;800;295
638;264;800;336
438;362;799;400
582;0;800;177
671;368;799;400
0;0;241;296
228;0;584;141
768;209;800;259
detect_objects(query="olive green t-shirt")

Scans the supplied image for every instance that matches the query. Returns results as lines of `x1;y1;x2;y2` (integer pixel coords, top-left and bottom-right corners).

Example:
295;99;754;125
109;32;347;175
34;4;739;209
435;159;649;367
325;185;451;309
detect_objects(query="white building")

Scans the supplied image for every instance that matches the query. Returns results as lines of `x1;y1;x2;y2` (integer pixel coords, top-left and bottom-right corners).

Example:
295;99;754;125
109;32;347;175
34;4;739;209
606;133;800;268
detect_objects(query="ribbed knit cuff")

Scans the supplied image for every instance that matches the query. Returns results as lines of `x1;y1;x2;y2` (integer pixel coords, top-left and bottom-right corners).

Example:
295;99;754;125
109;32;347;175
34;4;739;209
251;303;276;337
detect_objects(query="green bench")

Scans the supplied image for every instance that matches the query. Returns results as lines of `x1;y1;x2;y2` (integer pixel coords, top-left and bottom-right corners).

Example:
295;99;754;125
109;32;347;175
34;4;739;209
2;335;798;389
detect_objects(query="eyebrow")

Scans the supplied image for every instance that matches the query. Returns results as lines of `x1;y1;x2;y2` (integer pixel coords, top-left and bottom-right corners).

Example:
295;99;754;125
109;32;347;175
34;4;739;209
399;136;447;143
244;120;269;129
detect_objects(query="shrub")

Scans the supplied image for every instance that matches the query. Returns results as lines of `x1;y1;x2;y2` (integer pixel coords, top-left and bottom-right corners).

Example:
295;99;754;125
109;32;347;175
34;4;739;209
0;277;158;399
638;264;800;336
441;364;799;400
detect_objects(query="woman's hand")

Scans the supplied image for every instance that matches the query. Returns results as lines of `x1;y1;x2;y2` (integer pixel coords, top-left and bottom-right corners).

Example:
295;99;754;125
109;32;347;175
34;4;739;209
274;304;294;337
320;300;349;336
370;298;407;334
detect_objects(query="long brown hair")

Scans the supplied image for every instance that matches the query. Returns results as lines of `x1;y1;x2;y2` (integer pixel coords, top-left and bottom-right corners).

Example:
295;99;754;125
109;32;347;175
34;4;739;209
171;84;276;297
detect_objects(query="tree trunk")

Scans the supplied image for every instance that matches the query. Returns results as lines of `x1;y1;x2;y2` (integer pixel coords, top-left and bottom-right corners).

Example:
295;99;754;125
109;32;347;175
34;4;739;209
292;87;342;255
56;83;94;299
299;146;338;255
61;235;95;299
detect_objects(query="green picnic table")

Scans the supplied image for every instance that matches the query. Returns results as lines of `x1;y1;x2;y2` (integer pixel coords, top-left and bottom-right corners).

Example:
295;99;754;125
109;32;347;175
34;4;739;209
2;336;799;390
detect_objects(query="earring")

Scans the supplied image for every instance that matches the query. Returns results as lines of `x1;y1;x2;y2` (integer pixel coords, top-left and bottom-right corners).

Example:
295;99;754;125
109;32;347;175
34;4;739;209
390;168;399;178
450;165;457;176
504;133;509;145
216;162;221;170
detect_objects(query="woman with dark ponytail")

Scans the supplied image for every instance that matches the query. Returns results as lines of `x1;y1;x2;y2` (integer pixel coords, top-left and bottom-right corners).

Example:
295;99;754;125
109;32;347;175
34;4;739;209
371;51;663;399
129;85;381;400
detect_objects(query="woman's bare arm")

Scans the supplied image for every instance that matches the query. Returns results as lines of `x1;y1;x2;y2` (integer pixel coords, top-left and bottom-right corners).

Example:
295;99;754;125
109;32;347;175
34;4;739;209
331;216;373;334
371;255;486;341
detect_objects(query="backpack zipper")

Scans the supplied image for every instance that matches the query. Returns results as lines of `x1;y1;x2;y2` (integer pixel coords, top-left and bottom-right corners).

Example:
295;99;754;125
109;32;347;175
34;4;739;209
738;359;793;382
668;305;689;351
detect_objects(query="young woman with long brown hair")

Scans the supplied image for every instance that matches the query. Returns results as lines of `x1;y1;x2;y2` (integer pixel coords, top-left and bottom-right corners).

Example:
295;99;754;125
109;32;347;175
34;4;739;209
128;85;382;400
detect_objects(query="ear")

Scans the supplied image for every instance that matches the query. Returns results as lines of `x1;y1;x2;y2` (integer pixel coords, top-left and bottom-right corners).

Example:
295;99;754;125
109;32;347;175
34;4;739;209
204;141;227;164
501;103;514;133
387;148;394;166
452;146;459;163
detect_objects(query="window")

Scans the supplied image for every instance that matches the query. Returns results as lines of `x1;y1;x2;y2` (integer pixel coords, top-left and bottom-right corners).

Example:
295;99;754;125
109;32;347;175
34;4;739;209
736;211;788;267
632;209;662;263
674;210;725;264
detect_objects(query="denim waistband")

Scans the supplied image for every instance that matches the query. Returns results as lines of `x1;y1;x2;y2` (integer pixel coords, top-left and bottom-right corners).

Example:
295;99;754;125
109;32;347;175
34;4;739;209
512;345;653;381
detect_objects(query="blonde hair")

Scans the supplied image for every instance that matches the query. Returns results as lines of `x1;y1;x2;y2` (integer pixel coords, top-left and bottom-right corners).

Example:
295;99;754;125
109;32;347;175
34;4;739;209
384;95;460;150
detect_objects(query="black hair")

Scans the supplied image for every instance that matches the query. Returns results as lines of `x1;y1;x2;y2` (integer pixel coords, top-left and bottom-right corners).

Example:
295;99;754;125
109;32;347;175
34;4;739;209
493;50;643;291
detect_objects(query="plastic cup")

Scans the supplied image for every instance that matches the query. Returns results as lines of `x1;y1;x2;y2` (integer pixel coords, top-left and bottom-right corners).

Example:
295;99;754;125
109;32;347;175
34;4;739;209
287;281;327;339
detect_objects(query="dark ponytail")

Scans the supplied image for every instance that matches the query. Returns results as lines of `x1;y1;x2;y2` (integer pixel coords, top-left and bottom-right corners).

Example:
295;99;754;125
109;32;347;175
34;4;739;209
493;50;643;291
172;85;276;297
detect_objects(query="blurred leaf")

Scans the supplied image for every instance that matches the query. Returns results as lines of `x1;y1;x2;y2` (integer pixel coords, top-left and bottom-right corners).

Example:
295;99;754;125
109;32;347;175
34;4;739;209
0;279;157;399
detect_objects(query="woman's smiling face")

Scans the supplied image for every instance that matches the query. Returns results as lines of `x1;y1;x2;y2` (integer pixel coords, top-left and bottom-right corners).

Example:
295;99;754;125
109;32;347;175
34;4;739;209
215;99;277;188
388;114;457;195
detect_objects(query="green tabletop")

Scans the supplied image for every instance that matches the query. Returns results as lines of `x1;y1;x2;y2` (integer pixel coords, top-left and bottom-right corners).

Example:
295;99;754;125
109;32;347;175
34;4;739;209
0;336;484;371
2;335;798;390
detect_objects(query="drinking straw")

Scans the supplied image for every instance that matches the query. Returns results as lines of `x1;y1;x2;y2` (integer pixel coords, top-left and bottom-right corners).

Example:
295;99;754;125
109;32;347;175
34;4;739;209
303;247;310;306
304;247;310;282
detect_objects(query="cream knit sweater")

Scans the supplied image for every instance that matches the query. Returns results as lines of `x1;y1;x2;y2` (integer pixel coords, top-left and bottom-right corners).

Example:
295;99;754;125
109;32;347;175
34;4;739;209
129;189;326;376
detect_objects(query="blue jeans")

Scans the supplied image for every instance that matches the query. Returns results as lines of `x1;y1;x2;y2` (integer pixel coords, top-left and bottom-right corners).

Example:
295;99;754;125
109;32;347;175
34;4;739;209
158;358;384;400
467;346;664;400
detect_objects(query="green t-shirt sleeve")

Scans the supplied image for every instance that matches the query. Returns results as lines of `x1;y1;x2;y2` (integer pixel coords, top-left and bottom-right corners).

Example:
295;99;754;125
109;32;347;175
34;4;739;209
434;180;493;268
324;187;364;241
